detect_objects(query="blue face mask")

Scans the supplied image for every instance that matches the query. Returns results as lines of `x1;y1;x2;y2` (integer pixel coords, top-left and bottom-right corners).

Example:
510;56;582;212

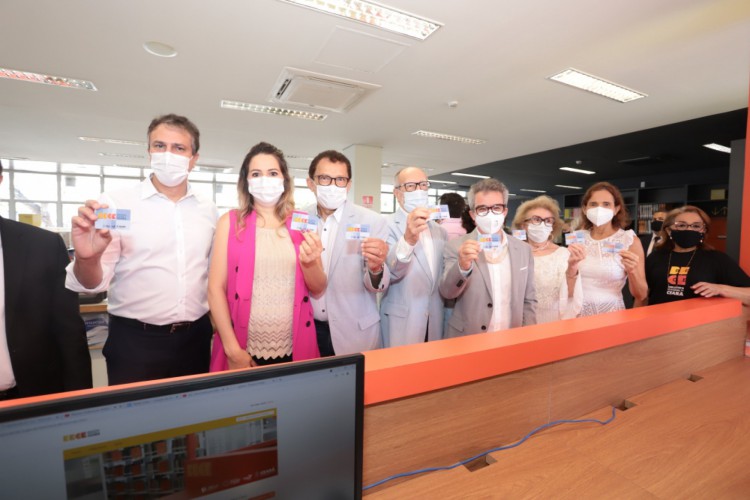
402;189;429;213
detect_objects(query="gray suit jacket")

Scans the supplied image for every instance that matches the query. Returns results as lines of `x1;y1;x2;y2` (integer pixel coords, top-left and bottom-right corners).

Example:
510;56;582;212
439;230;536;337
305;202;390;354
381;211;447;347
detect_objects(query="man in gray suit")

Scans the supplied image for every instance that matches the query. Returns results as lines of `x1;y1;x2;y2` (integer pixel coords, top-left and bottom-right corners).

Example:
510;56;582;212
304;150;390;355
381;167;447;347
439;179;536;337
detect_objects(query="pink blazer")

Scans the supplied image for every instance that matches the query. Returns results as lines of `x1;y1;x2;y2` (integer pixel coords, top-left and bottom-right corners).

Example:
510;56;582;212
209;210;320;371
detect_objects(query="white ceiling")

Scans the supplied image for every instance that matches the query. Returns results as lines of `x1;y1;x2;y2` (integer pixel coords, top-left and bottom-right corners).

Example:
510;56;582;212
1;0;749;188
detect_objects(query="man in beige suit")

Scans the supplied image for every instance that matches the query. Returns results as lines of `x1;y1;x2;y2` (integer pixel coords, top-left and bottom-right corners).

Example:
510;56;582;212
439;179;536;337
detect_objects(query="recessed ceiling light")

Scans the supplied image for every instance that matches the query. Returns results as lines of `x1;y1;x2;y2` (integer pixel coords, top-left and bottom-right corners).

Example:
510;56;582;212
560;166;596;175
555;184;583;190
221;100;328;121
703;143;731;153
278;0;442;40
413;130;486;145
0;67;97;91
143;41;177;58
429;179;458;185
79;136;146;146
548;68;646;103
98;152;145;159
519;188;546;193
451;172;490;179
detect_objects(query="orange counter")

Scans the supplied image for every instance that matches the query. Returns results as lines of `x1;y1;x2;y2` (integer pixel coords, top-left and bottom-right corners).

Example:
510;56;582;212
363;297;743;405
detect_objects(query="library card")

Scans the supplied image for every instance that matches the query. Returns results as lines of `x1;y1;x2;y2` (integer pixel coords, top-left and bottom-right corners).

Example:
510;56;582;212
512;229;527;241
478;233;501;250
94;208;131;230
290;211;309;231
428;205;450;220
346;224;371;240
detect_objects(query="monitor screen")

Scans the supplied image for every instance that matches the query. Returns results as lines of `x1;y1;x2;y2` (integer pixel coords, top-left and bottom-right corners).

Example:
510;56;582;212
0;354;364;500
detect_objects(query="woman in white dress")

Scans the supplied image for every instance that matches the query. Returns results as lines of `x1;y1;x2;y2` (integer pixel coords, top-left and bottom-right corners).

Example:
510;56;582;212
577;182;647;316
512;196;585;324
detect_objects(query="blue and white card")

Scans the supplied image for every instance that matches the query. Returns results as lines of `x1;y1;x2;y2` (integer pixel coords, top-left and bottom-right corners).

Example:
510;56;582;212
346;224;371;240
94;208;131;230
478;233;501;250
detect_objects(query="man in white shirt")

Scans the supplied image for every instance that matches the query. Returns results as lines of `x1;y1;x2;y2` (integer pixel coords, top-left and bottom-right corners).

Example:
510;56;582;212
439;178;536;337
67;114;218;385
0;160;91;400
303;150;390;356
381;167;447;347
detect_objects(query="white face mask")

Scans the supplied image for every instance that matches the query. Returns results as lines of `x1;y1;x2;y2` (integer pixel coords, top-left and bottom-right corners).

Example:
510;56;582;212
475;212;505;234
526;222;553;243
586;206;615;227
316;184;347;211
150;152;191;187
248;176;285;206
402;189;429;213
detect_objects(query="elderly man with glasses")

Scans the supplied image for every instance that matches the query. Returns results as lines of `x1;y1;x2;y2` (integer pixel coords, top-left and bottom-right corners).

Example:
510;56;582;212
304;150;390;356
380;167;448;347
439;178;536;338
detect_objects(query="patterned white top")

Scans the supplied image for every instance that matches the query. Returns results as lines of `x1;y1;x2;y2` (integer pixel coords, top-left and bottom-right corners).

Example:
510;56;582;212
532;246;583;324
247;227;296;359
578;228;636;317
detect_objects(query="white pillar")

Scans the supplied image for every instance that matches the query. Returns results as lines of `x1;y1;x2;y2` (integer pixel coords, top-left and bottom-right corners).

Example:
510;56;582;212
344;144;382;213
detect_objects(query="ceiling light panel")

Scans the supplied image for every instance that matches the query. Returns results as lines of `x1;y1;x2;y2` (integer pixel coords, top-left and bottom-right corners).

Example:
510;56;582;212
555;184;583;190
451;173;490;179
413;130;486;145
559;166;596;175
703;143;731;153
79;136;146;146
0;67;97;91
429;180;458;185
519;188;546;193
220;100;327;121
278;0;442;40
549;68;646;103
98;152;145;159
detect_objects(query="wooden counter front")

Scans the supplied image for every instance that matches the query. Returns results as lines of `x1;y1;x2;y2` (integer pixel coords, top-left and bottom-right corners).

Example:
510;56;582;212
368;357;750;499
363;298;746;493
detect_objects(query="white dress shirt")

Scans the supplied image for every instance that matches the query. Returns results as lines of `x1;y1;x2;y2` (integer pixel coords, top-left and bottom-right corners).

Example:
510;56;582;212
486;233;512;332
66;178;218;325
311;204;343;321
395;208;437;280
0;231;16;390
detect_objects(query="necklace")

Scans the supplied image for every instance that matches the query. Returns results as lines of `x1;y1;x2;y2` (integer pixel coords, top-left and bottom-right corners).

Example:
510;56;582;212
531;240;550;252
667;248;697;274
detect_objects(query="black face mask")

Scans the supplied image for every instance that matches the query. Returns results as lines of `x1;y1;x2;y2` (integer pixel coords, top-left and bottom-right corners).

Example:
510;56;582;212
650;220;663;232
670;229;703;249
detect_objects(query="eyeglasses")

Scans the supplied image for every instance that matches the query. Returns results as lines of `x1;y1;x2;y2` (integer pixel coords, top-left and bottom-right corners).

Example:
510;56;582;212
474;204;506;216
524;216;555;227
396;181;430;192
671;222;705;231
314;175;350;188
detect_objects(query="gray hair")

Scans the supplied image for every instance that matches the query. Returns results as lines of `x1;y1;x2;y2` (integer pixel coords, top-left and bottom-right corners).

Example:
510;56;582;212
468;178;509;209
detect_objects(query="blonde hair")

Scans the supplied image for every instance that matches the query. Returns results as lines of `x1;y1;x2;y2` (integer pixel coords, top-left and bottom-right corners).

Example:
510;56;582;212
512;195;564;239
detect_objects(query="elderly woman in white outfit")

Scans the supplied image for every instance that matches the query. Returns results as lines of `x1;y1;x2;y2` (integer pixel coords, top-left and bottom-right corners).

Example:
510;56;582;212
512;196;585;324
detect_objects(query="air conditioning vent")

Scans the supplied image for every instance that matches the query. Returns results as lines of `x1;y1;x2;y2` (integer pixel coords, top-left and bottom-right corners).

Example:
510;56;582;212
269;67;380;113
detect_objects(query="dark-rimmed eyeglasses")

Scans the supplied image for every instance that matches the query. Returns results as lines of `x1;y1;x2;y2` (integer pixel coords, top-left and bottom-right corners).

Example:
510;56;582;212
314;175;350;187
524;216;555;227
671;222;705;231
396;181;430;192
474;204;506;216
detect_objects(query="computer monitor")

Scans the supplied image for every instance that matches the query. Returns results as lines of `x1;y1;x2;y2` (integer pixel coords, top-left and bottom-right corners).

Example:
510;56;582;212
0;354;364;499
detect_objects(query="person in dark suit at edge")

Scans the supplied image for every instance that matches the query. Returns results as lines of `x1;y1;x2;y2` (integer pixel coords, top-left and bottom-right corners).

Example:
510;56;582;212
0;159;92;400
